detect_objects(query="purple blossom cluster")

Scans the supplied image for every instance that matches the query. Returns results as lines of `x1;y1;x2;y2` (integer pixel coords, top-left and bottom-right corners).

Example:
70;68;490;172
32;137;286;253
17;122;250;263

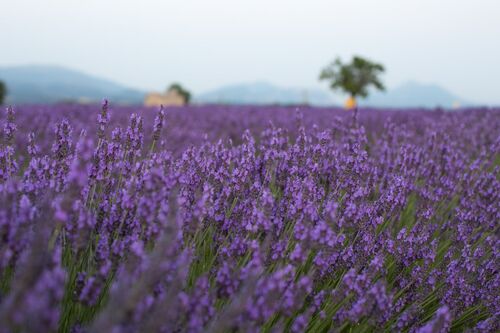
0;103;499;333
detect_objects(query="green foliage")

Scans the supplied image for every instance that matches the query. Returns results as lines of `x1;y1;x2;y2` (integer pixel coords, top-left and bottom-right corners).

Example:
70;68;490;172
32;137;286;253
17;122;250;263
168;83;191;104
319;56;385;99
0;80;6;105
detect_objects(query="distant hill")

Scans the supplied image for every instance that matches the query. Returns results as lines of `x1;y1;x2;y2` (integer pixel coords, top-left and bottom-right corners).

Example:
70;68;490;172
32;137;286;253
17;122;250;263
195;81;337;106
363;81;470;108
196;81;472;108
0;65;473;108
0;65;145;104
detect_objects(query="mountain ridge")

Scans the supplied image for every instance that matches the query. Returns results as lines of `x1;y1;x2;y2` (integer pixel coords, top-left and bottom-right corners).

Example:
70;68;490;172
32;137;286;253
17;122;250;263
0;65;473;107
0;64;145;104
362;80;470;108
195;81;336;106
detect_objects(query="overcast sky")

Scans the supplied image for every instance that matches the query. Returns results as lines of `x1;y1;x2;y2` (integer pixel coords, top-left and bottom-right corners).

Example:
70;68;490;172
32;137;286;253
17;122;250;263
1;0;499;104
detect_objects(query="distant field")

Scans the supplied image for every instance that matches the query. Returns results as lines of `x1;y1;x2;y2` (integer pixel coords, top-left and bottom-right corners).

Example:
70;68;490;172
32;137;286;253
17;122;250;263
1;104;499;332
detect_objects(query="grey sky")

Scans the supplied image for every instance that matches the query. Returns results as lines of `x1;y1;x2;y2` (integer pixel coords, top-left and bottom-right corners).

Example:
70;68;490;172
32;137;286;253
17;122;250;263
1;0;499;104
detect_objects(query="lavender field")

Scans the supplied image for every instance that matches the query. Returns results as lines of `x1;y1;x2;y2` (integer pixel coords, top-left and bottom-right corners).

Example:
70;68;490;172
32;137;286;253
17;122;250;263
0;103;499;333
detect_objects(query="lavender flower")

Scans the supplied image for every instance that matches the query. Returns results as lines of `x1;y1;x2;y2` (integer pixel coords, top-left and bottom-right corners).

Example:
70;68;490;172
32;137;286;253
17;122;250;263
0;103;498;333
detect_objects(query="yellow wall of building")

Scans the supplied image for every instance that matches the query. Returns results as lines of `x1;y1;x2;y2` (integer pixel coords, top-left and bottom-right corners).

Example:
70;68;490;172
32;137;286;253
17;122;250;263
144;90;185;107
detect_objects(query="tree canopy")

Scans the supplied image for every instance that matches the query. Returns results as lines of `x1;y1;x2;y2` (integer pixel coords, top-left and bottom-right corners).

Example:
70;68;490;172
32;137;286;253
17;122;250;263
0;81;6;105
319;56;385;99
168;83;191;104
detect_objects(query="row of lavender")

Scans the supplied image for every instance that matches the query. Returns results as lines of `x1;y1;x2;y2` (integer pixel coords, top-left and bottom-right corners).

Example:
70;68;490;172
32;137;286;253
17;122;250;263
0;103;499;332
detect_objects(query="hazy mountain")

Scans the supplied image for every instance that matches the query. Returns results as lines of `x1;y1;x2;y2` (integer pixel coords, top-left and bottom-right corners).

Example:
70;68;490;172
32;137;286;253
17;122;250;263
195;81;337;106
196;81;472;108
0;65;472;108
0;65;145;104
363;81;470;108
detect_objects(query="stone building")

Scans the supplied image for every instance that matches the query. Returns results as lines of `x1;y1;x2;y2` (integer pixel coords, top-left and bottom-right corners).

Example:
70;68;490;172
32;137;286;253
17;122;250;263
144;88;186;107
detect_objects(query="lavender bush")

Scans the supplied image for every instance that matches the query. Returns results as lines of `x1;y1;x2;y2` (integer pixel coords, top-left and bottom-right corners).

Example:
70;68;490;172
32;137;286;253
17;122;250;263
0;102;499;333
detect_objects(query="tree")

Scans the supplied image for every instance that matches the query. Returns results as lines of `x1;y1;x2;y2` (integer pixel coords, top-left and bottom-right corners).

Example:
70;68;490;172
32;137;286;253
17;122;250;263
168;83;191;105
319;56;385;107
0;81;6;105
